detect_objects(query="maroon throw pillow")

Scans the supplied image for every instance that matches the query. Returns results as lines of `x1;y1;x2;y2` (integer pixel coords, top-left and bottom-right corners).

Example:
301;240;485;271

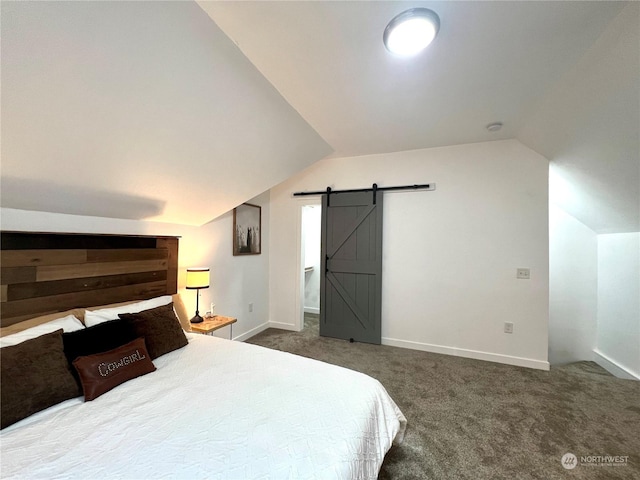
72;337;156;401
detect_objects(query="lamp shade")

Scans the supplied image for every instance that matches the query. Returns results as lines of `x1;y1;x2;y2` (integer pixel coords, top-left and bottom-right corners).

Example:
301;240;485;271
186;268;210;289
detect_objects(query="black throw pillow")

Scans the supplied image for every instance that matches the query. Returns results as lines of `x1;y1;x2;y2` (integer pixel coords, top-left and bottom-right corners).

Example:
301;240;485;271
63;318;137;364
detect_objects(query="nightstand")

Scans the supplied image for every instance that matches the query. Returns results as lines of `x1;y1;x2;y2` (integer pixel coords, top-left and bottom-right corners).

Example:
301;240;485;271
189;315;237;340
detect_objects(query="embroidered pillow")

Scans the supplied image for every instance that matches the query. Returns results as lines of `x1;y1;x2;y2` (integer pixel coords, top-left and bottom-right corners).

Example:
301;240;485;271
72;337;156;401
118;303;188;360
1;329;82;429
63;318;137;364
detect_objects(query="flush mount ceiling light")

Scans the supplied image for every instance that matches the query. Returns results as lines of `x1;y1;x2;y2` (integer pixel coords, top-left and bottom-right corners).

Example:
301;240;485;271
383;8;440;56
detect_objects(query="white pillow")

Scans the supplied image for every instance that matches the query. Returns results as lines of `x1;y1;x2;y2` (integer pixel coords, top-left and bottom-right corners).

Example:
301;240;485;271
0;315;84;348
84;295;173;327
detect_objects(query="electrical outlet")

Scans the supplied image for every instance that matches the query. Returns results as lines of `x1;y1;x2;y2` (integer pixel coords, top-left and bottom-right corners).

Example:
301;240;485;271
504;322;514;334
248;302;254;313
516;268;530;279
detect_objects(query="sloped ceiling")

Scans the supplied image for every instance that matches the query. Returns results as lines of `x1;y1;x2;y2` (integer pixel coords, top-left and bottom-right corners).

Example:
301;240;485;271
518;4;639;234
2;1;638;233
201;0;638;233
0;1;332;226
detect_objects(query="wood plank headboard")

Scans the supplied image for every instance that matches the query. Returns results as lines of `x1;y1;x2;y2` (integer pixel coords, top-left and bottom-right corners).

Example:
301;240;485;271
0;232;179;327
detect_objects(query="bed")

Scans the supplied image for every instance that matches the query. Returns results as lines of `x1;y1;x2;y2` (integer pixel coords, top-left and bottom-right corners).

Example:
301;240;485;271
0;232;406;479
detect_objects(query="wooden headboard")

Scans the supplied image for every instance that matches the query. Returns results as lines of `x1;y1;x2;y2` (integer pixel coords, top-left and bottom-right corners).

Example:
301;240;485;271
0;232;179;327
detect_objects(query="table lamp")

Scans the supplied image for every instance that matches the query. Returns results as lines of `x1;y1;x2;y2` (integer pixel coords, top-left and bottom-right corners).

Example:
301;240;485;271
186;267;210;323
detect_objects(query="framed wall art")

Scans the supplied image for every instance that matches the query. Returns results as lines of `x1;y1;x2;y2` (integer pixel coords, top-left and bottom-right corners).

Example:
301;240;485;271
233;203;261;255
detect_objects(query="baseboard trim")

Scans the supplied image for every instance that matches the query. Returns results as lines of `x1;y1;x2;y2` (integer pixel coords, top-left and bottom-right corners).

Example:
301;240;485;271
249;325;550;370
382;337;550;371
304;307;320;314
267;321;298;332
593;349;639;381
234;322;270;342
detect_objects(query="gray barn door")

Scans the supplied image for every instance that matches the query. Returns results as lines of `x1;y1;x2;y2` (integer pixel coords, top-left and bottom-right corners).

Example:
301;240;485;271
320;191;383;344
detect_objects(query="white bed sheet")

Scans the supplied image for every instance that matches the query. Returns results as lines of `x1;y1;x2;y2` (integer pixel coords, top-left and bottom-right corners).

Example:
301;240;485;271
1;334;406;480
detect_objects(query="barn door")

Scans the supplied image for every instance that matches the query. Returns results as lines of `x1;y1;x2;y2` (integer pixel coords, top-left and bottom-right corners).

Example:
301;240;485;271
320;191;383;344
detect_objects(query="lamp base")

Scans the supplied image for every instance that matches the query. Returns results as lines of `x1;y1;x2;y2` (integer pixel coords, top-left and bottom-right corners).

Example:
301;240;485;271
190;314;204;324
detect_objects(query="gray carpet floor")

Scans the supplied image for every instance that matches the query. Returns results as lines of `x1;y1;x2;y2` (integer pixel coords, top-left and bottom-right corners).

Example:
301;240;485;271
247;314;640;479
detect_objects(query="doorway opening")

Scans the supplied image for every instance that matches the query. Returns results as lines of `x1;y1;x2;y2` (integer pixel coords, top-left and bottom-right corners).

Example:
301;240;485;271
301;203;321;336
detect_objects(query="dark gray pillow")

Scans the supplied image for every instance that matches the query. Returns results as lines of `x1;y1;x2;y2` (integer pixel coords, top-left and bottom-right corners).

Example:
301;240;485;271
118;302;187;359
1;329;82;429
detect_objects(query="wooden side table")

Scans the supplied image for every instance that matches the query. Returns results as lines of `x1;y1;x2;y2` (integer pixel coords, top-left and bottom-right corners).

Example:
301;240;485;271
189;315;237;340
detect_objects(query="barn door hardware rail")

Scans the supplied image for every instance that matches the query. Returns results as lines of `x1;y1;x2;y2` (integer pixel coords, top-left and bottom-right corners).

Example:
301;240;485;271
293;183;436;206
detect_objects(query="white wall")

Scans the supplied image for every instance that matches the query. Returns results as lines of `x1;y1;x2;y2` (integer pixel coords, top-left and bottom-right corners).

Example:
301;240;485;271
595;233;640;379
0;191;271;340
269;139;550;370
302;205;321;314
548;205;598;365
191;191;270;340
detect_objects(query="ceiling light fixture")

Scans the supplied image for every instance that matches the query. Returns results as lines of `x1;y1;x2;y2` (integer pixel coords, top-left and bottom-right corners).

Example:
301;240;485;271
486;122;503;132
383;8;440;56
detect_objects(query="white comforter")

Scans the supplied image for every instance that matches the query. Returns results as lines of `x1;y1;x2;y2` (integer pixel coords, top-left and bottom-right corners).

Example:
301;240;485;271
1;334;406;479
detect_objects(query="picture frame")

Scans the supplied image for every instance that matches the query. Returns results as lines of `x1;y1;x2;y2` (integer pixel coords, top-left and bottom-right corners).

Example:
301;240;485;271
233;203;261;255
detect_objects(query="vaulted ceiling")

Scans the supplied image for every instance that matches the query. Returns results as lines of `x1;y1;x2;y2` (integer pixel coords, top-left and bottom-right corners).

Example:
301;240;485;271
201;0;639;234
2;1;638;233
1;1;331;226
